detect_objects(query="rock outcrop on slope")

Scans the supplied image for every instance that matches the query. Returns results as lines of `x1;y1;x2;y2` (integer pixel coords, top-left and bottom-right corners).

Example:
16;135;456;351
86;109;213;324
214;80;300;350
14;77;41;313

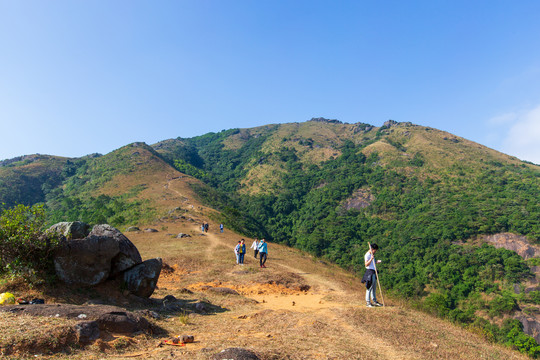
482;233;540;260
480;233;540;342
49;223;161;298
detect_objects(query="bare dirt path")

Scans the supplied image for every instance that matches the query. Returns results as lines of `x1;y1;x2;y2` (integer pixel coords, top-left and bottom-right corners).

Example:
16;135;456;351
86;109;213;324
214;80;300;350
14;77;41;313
275;262;348;294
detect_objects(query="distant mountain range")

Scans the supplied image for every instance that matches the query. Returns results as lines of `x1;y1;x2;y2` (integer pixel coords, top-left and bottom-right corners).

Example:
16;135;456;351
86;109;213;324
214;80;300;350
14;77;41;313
2;118;540;349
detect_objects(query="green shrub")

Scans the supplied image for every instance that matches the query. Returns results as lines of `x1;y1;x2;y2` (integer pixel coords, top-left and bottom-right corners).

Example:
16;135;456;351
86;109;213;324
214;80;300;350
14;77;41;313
423;292;450;317
0;204;60;280
488;292;517;317
505;320;540;357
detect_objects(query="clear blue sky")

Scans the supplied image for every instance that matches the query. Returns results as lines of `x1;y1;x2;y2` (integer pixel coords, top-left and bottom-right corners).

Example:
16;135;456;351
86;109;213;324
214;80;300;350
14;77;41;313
1;1;540;164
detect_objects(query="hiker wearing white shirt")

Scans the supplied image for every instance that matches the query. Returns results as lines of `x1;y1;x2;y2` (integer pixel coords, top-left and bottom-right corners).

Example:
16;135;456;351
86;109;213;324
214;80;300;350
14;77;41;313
362;243;382;307
250;238;260;258
234;240;241;264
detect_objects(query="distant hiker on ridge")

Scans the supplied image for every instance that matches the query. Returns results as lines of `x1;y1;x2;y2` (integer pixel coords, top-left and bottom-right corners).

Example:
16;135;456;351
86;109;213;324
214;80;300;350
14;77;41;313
220;223;224;233
251;238;260;259
361;243;383;307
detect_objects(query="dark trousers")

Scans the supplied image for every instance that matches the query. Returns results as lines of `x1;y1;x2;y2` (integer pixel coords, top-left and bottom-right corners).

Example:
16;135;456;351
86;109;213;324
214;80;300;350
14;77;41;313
259;252;267;266
254;250;259;258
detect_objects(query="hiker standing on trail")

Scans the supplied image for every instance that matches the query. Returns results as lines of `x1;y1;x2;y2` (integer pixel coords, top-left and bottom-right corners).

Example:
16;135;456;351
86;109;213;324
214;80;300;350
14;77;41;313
234;240;241;265
258;239;268;268
235;239;246;265
220;223;224;233
204;223;209;233
201;223;205;233
361;243;382;307
251;238;260;258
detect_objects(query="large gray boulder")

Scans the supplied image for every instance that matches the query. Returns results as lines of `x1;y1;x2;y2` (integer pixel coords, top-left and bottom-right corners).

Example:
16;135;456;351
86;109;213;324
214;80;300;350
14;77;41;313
89;224;142;276
47;221;90;240
54;235;121;285
123;258;162;298
54;224;143;286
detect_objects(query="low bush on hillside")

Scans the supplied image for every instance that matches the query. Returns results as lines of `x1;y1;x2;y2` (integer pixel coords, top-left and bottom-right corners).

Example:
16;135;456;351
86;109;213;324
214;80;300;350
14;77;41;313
0;204;59;281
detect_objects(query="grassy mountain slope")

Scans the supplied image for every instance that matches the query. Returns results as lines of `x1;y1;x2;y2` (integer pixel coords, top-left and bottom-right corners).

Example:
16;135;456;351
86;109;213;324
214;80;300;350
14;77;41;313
44;142;207;227
0;154;71;209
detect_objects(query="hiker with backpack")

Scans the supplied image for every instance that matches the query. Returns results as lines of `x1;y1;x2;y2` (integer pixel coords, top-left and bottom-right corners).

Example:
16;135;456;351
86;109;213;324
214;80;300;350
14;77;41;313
235;239;246;265
361;243;383;307
258;239;268;268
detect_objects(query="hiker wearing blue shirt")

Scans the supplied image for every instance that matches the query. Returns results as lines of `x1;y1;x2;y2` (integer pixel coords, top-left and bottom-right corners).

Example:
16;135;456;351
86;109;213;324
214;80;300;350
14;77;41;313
258;239;268;268
220;223;224;233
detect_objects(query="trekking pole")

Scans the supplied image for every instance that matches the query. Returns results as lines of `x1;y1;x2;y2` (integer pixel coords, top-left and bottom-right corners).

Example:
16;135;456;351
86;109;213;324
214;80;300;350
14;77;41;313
368;242;385;306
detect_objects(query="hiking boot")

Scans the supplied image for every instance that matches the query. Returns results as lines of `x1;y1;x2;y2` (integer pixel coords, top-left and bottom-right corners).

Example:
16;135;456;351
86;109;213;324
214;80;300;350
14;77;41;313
373;301;383;307
366;303;373;307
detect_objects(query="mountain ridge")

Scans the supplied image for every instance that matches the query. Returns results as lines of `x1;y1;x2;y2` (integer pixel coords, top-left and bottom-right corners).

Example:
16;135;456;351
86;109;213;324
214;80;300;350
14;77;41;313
1;119;540;354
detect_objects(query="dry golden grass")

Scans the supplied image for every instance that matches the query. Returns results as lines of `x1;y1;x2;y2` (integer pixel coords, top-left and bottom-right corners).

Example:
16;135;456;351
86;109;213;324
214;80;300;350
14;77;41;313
0;313;79;358
239;163;288;195
222;126;271;151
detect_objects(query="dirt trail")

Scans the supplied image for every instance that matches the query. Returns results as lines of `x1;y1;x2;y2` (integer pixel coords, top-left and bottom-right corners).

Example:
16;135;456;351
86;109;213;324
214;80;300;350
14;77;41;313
276;262;348;294
193;223;412;359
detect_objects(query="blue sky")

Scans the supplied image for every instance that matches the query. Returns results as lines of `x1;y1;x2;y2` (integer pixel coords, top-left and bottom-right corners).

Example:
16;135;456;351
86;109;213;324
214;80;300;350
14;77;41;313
1;1;540;164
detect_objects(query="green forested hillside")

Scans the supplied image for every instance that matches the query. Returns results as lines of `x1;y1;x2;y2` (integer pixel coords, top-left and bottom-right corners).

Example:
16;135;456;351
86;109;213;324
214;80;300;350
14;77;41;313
2;119;540;354
0;144;168;227
44;143;166;227
153;119;540;354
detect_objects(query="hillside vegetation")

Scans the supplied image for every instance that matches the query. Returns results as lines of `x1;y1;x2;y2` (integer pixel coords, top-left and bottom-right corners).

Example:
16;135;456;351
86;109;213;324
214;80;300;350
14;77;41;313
152;119;540;355
1;118;539;356
0;155;70;208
